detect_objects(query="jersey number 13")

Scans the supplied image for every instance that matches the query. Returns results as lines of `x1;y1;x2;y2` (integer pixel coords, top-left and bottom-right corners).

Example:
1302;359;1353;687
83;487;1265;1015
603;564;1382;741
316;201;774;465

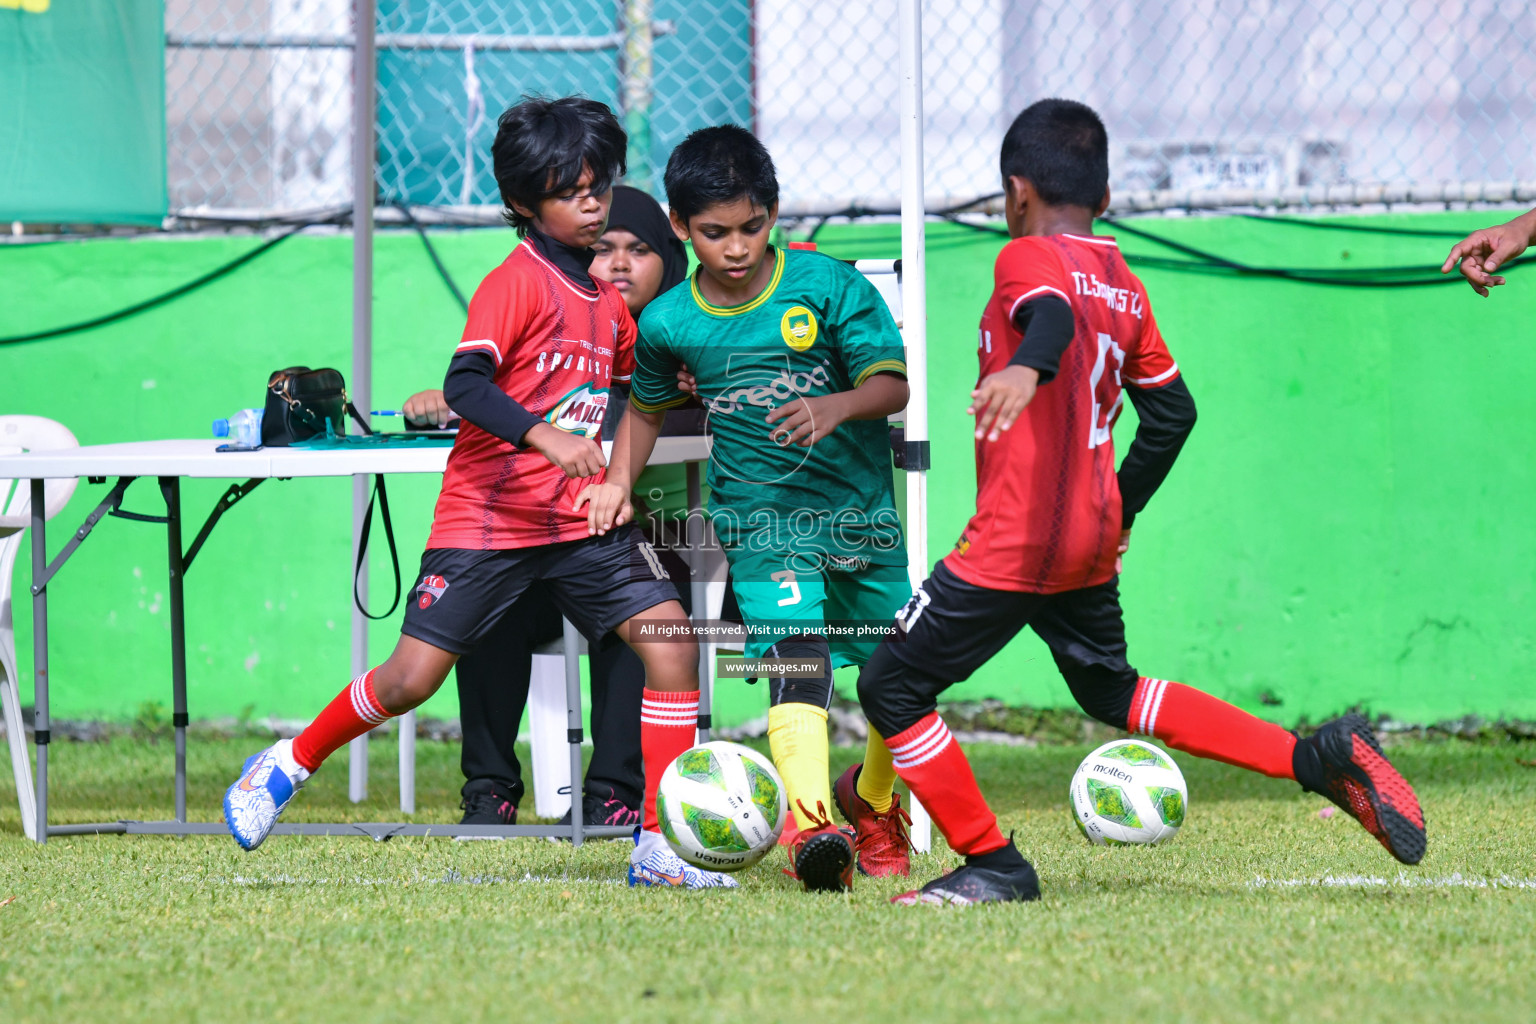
1088;331;1126;449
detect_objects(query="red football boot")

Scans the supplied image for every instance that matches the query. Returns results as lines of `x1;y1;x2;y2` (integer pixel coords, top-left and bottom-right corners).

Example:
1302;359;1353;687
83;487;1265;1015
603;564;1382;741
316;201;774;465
778;812;803;881
787;801;855;893
833;763;912;877
1297;714;1426;865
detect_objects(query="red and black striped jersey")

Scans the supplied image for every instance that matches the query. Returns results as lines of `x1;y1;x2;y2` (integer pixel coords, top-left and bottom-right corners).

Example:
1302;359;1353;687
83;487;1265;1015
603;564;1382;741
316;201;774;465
944;232;1178;593
428;239;636;550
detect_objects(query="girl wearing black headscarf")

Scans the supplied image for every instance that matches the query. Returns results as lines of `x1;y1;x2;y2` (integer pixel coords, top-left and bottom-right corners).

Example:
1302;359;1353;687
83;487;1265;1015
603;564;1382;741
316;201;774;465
596;186;705;440
591;184;689;315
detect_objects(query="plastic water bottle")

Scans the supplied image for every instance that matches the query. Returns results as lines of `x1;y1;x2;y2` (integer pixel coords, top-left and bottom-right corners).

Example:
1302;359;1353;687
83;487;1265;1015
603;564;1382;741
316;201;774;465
213;409;263;448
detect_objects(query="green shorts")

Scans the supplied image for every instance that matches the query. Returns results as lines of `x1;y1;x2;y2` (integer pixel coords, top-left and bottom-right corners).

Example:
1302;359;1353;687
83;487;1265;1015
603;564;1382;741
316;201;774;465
729;554;913;669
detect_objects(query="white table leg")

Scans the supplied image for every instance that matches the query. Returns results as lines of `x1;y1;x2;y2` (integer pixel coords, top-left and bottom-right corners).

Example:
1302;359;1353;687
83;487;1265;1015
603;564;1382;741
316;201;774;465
908;793;932;853
398;709;416;814
348;735;367;803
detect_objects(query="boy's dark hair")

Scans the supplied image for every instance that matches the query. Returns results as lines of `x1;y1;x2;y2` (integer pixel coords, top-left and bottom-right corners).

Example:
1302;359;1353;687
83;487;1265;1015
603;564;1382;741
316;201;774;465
1000;99;1109;210
491;96;627;235
663;125;779;223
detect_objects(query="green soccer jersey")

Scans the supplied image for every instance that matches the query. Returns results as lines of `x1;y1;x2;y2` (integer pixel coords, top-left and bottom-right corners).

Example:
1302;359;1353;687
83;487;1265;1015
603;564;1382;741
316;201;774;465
631;246;907;569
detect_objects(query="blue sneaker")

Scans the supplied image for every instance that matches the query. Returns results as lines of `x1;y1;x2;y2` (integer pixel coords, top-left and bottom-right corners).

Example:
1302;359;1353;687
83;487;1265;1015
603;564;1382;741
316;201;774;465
627;828;739;889
223;739;309;851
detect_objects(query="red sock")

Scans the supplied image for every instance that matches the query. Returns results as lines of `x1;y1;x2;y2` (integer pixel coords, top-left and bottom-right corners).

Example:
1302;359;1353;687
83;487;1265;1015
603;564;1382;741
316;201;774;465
640;688;698;833
291;670;395;773
886;713;1007;857
1129;677;1296;779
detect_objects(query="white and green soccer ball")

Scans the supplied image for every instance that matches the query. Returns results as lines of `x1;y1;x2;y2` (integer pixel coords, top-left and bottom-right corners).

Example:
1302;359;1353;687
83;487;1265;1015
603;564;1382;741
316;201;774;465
1069;739;1188;846
657;741;787;871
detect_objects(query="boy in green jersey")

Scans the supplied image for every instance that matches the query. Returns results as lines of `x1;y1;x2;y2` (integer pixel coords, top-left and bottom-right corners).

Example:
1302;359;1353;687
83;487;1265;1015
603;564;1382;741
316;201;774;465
577;126;914;892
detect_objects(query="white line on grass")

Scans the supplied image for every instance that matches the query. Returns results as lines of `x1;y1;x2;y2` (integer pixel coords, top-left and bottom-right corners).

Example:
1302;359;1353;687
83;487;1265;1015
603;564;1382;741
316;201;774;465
1248;872;1536;890
197;870;624;887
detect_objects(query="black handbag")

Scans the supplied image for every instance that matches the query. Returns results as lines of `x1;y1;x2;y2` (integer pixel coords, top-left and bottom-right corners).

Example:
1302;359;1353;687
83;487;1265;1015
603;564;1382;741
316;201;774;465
262;366;371;446
260;366;401;619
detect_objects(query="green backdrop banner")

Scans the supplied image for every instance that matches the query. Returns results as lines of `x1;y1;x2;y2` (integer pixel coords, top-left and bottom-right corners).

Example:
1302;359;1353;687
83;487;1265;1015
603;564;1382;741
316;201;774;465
0;213;1532;728
0;0;166;224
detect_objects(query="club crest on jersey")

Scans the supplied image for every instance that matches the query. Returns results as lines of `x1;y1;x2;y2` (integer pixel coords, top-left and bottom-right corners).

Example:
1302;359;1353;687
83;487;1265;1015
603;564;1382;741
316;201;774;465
416;574;448;609
545;384;609;439
780;305;818;351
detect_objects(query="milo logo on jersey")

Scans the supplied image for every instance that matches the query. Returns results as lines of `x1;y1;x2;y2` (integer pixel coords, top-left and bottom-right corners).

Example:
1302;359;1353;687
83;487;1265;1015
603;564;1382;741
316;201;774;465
545;384;610;439
706;361;831;416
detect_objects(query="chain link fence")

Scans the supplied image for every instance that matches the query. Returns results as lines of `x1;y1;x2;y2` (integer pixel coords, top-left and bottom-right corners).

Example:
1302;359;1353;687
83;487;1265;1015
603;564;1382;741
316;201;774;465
164;0;1536;222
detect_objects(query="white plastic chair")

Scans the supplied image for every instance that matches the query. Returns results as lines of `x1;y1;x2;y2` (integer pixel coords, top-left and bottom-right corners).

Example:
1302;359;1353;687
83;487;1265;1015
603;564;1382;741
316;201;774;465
527;630;587;819
0;416;80;841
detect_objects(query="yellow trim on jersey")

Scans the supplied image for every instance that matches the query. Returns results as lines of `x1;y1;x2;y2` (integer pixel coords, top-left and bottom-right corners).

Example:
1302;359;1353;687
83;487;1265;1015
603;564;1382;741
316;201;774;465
689;247;784;317
853;358;908;388
629;391;693;414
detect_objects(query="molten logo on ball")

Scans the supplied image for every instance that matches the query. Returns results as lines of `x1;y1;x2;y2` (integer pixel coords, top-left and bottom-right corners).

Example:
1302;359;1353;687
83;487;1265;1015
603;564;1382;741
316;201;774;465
657;741;787;871
1070;739;1188;846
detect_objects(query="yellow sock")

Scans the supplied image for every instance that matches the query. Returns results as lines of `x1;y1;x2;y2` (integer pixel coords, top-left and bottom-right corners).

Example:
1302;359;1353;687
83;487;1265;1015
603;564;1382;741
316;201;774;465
856;725;897;814
767;703;831;831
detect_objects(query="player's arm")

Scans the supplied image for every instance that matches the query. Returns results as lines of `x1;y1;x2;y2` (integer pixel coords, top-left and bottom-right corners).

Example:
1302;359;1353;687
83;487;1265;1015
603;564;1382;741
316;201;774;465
575;399;662;535
401;389;457;429
575;316;681;533
765;370;908;448
1115;307;1192;569
769;262;909;448
442;351;604;478
608;400;665;493
1117;377;1196;531
1441;207;1536;296
969;295;1074;442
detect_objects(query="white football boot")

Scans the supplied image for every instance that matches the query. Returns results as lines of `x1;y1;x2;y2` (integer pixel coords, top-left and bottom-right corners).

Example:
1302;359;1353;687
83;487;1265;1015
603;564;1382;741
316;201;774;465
627;828;738;889
223;739;310;851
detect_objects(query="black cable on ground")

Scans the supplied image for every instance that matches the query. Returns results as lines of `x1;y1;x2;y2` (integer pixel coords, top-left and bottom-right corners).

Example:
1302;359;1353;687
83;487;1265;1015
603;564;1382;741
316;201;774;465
0;208;352;345
392;200;469;312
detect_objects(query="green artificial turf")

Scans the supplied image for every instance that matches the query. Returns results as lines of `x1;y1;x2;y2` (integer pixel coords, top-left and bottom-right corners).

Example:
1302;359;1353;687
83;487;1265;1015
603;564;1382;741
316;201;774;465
2;736;1534;1023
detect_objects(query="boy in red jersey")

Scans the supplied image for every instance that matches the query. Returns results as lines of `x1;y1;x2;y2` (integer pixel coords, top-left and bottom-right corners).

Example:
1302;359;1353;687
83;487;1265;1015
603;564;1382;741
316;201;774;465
856;99;1427;906
222;97;735;889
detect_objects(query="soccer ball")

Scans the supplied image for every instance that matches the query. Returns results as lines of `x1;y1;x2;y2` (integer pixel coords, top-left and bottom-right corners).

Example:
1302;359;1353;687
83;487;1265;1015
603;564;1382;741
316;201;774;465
657;741;787;871
1069;739;1188;846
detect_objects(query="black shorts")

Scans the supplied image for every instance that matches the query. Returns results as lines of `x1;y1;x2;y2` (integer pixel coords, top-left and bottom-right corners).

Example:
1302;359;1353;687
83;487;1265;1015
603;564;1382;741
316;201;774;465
859;561;1138;736
400;524;683;655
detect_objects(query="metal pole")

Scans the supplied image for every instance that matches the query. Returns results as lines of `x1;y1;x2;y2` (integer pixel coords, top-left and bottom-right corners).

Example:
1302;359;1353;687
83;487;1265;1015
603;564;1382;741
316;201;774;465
620;0;654;193
159;478;189;823
898;0;932;854
29;480;48;844
563;618;584;847
685;460;709;741
348;0;377;805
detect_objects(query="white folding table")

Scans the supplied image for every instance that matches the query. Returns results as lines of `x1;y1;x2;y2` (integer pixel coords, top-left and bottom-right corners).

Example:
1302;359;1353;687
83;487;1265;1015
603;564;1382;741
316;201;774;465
0;436;711;844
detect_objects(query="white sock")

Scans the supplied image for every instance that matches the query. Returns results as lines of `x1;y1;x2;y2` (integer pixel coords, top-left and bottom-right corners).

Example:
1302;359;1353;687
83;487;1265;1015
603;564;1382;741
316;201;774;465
631;828;667;862
274;738;311;785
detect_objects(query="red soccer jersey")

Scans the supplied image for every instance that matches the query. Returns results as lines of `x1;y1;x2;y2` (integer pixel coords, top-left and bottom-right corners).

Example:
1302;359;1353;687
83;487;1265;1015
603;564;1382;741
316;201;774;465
427;240;635;550
943;232;1179;593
